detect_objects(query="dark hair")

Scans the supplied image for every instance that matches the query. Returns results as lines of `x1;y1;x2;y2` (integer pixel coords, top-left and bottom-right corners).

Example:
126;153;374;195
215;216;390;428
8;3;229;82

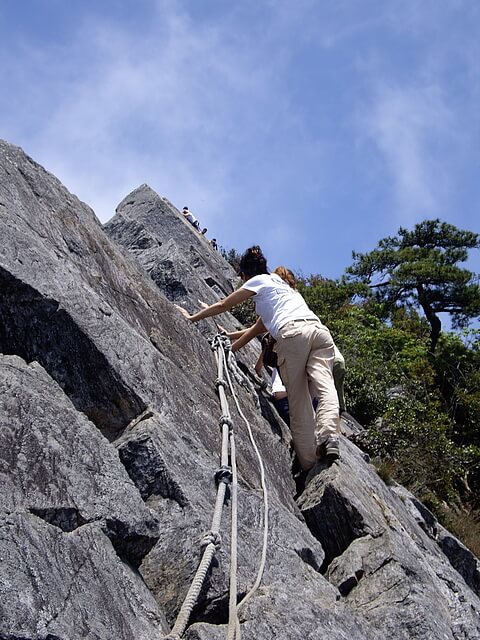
238;245;268;278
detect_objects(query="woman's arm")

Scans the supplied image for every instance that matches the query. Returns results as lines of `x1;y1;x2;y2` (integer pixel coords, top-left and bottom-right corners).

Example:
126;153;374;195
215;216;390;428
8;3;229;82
214;322;250;341
231;317;266;352
254;349;264;375
226;328;250;340
175;287;254;323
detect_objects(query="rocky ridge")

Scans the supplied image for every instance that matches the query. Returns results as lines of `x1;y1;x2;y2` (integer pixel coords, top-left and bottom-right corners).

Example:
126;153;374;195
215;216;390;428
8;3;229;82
1;139;479;640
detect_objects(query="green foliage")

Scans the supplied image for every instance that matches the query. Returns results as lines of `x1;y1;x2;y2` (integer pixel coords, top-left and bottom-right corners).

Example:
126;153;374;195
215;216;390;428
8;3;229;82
230;297;257;327
298;276;369;320
360;394;476;502
220;246;242;273
434;329;480;447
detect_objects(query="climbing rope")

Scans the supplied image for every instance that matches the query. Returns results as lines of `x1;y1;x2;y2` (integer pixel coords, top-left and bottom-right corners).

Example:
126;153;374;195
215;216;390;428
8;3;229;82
164;338;232;640
214;337;240;640
221;343;269;620
225;349;260;408
163;334;268;640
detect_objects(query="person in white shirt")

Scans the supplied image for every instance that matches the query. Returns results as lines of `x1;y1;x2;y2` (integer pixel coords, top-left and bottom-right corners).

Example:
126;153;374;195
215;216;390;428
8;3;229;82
182;206;201;231
175;246;341;470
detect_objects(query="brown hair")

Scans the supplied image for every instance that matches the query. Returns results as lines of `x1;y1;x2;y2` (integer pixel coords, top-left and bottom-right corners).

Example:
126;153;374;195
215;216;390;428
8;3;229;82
273;266;296;289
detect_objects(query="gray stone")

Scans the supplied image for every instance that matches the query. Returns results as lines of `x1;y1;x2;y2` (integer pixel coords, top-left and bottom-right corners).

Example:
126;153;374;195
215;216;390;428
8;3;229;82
0;355;159;567
390;484;438;539
391;485;480;597
106;186;236;301
438;524;480;597
0;512;168;640
299;438;480;639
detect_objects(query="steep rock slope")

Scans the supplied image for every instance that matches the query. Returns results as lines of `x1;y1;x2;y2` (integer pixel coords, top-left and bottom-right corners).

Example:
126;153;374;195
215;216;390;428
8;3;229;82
0;139;479;640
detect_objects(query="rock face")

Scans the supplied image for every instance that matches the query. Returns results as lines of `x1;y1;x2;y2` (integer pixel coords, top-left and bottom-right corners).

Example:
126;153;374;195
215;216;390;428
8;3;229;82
1;138;479;640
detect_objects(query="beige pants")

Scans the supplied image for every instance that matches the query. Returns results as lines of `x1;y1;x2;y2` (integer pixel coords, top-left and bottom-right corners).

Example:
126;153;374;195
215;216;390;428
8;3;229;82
276;320;340;470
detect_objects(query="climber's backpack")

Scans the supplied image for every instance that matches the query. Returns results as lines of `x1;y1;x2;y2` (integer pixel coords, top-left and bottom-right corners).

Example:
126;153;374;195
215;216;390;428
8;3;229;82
261;333;278;368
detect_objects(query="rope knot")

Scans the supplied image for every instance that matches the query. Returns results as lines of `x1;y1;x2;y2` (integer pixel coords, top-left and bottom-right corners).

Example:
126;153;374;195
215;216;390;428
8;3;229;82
219;415;233;428
219;334;232;351
200;530;222;550
215;378;228;390
209;333;232;352
215;465;233;485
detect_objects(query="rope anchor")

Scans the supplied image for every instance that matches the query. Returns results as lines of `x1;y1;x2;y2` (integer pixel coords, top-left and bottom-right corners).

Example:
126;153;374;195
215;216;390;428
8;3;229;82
215;377;228;390
215;465;233;485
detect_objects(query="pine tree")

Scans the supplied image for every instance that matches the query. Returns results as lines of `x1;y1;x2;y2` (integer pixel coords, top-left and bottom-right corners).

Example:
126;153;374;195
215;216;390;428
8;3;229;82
347;219;480;352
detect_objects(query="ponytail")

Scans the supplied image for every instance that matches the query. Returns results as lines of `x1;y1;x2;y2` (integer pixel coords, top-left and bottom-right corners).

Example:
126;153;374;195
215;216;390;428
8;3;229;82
273;266;297;289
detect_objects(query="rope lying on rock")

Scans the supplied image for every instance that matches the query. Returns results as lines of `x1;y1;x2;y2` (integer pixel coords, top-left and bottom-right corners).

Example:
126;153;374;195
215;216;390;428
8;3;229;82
221;341;269;624
225;349;260;409
163;334;269;640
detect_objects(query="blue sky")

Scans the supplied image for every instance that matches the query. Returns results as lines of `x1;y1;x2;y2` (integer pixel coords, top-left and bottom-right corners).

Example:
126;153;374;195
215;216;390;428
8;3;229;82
1;0;479;279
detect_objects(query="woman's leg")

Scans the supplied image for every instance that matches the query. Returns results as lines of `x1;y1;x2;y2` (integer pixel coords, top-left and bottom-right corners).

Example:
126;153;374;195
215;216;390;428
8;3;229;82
333;353;346;413
276;324;317;470
305;325;340;446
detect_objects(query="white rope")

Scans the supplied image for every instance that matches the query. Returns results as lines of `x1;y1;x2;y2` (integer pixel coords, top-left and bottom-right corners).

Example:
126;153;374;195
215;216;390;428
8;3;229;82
222;347;269;620
214;338;240;640
164;339;231;640
164;485;227;640
226;431;239;640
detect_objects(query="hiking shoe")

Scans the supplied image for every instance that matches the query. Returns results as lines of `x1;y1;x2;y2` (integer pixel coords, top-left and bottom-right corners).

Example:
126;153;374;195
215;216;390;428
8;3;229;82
325;437;340;460
316;437;340;461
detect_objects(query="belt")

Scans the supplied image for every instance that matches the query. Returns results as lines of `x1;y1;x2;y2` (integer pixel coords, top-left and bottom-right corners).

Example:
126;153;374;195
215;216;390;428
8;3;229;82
277;317;320;334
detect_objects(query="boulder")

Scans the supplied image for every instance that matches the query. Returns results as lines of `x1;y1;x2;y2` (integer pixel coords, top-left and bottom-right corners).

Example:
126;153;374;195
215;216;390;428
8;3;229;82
299;438;480;638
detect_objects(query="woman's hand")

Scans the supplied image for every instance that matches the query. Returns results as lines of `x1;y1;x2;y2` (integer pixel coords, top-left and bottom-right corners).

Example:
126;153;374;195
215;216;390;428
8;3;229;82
215;322;229;335
174;304;193;320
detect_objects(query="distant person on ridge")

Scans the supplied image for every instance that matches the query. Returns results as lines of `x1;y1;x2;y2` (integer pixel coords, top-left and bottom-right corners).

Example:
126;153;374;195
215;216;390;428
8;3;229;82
175;246;341;470
210;238;218;250
182;206;201;231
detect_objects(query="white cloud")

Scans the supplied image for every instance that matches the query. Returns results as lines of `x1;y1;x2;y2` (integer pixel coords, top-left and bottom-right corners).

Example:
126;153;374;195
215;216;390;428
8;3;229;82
357;83;455;223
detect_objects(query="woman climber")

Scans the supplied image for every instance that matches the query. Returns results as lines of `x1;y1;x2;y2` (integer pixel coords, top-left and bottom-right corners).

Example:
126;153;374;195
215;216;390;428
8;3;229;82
175;246;341;470
222;266;347;418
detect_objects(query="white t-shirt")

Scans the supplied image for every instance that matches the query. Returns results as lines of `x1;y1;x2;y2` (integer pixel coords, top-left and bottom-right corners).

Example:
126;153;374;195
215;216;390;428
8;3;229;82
183;210;197;224
241;273;319;338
